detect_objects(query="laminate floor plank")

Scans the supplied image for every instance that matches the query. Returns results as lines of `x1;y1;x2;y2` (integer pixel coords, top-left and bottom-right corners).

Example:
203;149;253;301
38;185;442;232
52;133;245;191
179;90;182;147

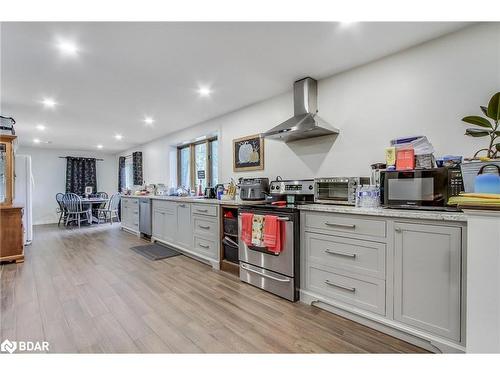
0;224;428;353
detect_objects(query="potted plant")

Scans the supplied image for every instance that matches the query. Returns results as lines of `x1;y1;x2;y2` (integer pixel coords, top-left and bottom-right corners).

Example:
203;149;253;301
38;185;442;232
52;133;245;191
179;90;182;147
462;92;500;159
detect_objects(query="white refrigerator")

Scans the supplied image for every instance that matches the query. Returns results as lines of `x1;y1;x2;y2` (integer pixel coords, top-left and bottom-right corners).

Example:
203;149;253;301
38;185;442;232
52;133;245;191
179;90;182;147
14;154;33;245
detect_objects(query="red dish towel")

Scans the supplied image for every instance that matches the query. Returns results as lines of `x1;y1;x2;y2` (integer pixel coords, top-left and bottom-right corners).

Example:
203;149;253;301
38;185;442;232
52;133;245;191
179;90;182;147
263;215;283;254
240;213;254;245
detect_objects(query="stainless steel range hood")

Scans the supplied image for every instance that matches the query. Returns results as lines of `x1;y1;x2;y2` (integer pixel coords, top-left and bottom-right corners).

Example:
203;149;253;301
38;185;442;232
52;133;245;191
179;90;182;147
262;77;339;142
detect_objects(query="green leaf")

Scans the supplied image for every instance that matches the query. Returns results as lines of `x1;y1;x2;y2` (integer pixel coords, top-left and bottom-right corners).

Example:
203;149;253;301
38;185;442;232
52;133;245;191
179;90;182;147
481;106;488;116
465;128;491;137
487;92;500;121
462;116;492;128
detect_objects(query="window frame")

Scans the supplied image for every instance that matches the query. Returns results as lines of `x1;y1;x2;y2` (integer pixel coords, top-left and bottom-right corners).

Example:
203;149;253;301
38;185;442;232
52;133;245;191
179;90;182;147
177;136;217;190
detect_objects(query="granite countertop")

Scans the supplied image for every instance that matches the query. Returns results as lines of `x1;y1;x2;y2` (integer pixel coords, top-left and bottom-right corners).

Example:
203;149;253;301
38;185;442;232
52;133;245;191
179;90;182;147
298;204;467;222
120;194;243;205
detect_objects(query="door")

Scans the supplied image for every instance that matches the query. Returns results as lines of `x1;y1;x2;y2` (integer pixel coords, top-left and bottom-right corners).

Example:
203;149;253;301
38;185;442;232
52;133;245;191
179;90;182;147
163;207;177;244
152;209;165;240
176;203;192;249
393;222;461;341
121;200;130;228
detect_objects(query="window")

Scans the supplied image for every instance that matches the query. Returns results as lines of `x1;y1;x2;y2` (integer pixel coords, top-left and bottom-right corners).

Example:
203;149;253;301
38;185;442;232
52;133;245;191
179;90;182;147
179;146;191;189
177;137;218;191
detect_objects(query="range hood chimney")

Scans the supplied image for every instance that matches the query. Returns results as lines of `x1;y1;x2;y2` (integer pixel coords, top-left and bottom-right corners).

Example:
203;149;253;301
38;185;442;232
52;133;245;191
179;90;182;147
262;77;339;142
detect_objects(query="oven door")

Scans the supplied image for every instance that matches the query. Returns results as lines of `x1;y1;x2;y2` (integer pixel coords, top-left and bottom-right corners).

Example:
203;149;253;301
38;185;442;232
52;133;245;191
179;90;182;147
384;168;448;208
314;181;350;204
238;212;295;277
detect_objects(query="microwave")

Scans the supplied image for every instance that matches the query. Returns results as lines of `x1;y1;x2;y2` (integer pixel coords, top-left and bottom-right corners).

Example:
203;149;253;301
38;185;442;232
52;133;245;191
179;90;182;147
314;177;370;205
382;167;463;210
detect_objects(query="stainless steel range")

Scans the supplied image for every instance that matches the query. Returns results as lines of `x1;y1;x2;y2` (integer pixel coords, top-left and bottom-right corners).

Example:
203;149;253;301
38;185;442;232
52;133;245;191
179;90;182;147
238;178;314;301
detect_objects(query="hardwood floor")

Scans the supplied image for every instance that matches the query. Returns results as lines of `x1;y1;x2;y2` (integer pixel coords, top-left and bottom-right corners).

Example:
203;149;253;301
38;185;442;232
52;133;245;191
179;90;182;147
0;224;428;353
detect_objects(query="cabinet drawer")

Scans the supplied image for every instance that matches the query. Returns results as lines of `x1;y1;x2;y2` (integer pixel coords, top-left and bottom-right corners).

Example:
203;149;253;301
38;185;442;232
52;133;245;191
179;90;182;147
305;232;386;279
307;265;386;315
193;236;218;259
193;216;218;239
304;212;386;239
192;204;218;217
153;199;176;212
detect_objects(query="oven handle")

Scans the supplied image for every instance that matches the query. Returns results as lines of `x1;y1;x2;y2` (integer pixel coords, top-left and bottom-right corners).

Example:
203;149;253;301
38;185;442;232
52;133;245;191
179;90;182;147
240;264;291;283
277;217;289;221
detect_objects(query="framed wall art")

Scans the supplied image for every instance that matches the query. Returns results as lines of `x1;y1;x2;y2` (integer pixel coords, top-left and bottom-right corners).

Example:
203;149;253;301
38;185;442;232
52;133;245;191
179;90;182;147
233;134;264;172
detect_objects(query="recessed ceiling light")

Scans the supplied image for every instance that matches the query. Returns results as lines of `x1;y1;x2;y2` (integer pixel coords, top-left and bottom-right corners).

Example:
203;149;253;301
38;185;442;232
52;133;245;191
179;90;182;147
41;98;57;108
97;144;103;149
33;138;41;144
56;39;79;57
114;134;123;140
197;86;212;98
36;124;46;131
143;116;155;125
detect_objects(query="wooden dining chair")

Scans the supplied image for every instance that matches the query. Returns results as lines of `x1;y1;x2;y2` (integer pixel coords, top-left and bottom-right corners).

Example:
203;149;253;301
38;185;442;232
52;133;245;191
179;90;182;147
97;193;121;224
62;193;91;228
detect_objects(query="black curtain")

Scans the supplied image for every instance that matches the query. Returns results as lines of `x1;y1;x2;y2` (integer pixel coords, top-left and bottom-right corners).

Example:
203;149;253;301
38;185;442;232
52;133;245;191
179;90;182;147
132;151;143;186
65;157;97;195
118;156;126;192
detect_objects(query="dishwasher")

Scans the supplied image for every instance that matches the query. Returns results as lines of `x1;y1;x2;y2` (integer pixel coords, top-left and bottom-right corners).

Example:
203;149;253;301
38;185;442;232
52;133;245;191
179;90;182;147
139;198;152;236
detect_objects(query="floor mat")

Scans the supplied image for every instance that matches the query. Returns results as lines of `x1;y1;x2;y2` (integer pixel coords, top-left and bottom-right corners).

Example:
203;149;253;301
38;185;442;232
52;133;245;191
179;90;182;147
130;243;181;261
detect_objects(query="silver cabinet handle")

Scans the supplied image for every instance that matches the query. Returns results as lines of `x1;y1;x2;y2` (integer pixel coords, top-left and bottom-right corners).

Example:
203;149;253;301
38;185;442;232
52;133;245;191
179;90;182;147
199;243;210;249
395;227;402;233
325;249;357;258
324;222;356;229
324;280;356;293
196;208;208;213
241;264;291;283
179;204;187;208
198;225;210;230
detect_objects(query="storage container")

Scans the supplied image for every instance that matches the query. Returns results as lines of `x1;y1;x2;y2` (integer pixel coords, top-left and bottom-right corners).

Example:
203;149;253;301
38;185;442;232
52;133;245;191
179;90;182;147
223;217;238;235
222;237;239;263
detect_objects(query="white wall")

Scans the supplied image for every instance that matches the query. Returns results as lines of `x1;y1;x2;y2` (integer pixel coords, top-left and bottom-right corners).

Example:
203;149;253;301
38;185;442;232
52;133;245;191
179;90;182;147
120;23;499;186
17;146;117;225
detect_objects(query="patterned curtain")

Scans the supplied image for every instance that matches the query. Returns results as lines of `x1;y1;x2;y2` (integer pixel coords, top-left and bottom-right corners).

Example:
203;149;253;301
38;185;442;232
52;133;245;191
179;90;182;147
118;156;126;192
65;157;97;195
132;151;143;186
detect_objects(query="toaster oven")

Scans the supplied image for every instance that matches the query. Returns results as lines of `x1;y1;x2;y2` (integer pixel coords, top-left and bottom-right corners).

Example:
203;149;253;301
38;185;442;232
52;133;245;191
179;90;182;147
314;177;370;205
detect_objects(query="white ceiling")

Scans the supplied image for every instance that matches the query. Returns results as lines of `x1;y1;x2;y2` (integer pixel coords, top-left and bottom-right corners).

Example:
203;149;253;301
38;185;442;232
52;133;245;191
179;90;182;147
1;22;470;153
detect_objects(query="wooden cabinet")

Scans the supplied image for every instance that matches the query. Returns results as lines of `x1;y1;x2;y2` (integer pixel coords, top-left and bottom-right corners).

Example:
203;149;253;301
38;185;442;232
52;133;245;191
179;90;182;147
0;135;16;206
0;135;24;263
393;222;462;341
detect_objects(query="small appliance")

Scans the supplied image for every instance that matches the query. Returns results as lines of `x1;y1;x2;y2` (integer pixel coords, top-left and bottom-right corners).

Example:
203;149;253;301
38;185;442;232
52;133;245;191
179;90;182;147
474;164;500;194
314;177;370;205
155;184;169;196
239;178;269;201
383;166;463;210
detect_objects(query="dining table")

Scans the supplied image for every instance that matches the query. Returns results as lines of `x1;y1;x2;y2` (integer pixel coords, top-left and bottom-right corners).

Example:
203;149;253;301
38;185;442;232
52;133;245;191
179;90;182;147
81;197;109;224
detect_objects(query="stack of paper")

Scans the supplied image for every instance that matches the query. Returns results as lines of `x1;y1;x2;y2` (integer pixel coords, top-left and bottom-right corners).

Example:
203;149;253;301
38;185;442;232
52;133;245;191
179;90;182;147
390;136;435;156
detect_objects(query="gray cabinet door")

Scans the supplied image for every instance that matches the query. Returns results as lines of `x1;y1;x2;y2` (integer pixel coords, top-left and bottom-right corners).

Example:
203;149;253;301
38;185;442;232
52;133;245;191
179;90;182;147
393;222;461;341
152;209;164;240
163;208;177;244
176;203;192;249
121;200;130;228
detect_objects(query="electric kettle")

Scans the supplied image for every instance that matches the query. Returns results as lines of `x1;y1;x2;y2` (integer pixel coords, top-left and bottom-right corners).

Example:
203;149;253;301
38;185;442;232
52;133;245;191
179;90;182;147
474;164;500;194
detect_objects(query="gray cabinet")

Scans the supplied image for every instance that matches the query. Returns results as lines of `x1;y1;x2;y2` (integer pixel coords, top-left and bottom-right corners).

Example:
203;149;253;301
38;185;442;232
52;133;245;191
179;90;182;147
393;222;461;341
152;208;165;240
176;203;192;249
121;197;139;233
